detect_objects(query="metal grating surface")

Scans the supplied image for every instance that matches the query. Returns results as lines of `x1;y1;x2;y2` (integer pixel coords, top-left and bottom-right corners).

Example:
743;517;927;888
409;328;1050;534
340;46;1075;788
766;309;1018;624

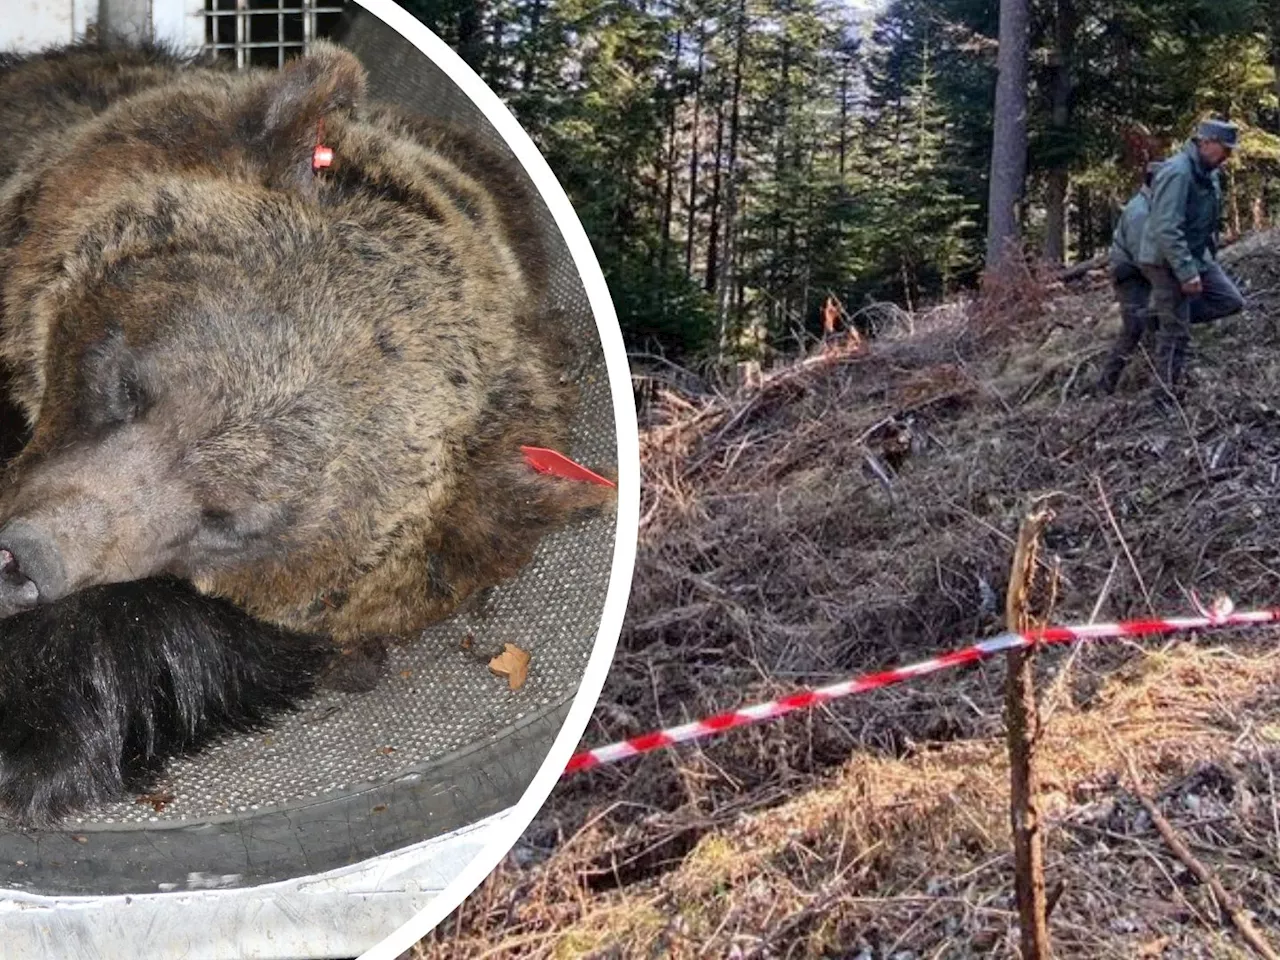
52;11;618;827
203;0;351;68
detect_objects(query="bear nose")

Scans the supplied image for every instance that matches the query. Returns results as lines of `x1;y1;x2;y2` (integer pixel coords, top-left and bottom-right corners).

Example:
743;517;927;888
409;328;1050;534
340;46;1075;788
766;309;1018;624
0;519;68;611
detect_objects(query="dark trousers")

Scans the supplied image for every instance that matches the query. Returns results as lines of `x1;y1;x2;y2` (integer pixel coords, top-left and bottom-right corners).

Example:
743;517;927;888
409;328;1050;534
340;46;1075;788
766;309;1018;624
1097;263;1154;391
1139;260;1245;390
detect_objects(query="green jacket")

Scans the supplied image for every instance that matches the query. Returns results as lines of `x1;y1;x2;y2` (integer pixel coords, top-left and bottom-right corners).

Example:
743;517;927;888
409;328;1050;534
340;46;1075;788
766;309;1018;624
1109;186;1151;268
1138;139;1223;283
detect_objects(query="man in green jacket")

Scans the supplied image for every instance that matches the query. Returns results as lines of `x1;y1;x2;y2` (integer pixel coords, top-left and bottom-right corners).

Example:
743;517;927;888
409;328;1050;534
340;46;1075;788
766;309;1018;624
1138;119;1246;404
1096;161;1162;394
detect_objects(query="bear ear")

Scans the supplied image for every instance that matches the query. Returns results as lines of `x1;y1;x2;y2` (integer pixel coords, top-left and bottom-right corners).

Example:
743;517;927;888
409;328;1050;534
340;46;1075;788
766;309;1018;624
245;41;367;196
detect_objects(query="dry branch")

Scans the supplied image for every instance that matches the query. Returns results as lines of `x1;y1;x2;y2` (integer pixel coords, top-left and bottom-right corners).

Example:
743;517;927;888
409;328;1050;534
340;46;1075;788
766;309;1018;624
1123;753;1280;960
1059;253;1109;282
1005;505;1055;960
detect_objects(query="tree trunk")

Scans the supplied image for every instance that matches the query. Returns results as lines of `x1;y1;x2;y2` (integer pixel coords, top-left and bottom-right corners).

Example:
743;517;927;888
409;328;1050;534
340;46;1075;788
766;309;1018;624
520;0;544;91
457;0;486;74
1230;173;1242;239
801;151;815;321
685;29;705;277
660;29;684;269
1271;2;1280;134
1078;186;1093;258
705;96;726;293
1042;0;1077;266
771;35;792;333
985;0;1031;275
717;0;747;356
838;57;850;182
1044;171;1069;265
487;8;504;91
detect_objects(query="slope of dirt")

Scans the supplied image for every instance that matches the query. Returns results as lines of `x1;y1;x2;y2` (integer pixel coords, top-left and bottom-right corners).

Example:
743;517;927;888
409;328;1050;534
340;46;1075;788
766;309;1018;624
414;236;1280;958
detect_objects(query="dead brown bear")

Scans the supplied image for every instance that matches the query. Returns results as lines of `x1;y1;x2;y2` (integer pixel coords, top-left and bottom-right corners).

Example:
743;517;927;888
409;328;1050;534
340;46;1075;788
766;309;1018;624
0;41;616;825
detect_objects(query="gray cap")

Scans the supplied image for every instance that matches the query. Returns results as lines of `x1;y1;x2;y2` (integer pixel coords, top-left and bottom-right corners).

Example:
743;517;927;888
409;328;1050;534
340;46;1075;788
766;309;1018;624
1197;118;1240;150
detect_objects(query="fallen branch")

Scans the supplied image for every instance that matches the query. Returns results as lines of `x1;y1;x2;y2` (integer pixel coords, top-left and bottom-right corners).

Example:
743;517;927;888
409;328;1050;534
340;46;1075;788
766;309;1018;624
1060;253;1109;282
1123;754;1280;960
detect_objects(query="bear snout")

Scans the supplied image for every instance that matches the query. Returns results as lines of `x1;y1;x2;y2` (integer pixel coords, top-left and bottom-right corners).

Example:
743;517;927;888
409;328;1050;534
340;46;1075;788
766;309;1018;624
0;519;68;611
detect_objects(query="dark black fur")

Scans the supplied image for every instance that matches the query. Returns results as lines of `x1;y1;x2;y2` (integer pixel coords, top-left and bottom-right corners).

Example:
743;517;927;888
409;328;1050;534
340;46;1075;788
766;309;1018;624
0;577;333;827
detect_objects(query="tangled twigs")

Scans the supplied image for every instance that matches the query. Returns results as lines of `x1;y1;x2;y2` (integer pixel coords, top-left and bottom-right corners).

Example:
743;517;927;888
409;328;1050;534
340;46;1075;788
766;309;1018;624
1122;753;1280;960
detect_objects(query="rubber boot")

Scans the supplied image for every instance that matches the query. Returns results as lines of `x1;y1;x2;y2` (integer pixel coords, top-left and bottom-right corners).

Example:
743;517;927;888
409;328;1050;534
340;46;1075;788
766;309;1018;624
1094;353;1125;395
1141;310;1160;352
1151;336;1187;412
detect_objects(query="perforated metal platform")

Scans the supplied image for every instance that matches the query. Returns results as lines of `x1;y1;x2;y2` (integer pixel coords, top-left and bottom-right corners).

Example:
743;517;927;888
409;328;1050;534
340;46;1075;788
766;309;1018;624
0;7;621;898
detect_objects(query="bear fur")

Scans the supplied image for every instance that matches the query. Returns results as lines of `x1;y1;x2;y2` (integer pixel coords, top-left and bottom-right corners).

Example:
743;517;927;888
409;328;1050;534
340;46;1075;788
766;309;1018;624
0;41;615;825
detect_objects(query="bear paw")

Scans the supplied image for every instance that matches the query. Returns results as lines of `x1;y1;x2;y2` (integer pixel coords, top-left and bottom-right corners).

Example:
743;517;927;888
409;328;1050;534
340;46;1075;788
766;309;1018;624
0;577;333;826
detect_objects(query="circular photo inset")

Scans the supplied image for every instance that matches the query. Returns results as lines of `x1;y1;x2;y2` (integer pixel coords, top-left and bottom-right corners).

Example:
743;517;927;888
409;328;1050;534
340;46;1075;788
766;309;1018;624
0;2;638;957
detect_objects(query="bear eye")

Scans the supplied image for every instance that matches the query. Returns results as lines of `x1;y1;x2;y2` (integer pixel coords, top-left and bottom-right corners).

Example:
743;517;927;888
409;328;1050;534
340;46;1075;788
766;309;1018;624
194;503;284;556
114;371;148;423
195;507;241;551
200;508;234;529
81;332;149;428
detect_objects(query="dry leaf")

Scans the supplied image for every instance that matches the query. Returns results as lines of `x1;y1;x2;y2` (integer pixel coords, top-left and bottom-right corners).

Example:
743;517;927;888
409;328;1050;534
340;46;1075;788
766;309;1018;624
489;643;531;690
1138;937;1171;957
135;791;177;813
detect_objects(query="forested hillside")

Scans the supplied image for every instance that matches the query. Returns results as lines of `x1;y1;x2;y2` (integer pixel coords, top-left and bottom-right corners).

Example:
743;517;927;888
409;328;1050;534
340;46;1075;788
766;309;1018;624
400;0;1279;362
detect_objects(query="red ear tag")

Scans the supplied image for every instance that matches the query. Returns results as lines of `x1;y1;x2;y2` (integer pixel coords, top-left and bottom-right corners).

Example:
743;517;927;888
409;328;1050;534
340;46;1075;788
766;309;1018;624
312;145;334;172
521;446;617;488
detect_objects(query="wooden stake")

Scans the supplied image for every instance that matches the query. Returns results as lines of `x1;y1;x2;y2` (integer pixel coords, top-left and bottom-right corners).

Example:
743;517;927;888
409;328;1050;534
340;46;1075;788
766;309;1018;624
1005;506;1054;959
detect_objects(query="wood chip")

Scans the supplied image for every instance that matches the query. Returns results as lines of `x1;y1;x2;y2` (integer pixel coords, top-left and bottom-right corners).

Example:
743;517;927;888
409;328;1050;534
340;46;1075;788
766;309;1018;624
489;643;531;690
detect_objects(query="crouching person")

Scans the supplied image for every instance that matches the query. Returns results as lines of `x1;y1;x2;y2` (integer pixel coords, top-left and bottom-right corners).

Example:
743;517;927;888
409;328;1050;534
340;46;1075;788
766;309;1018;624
1096;161;1163;395
1137;119;1247;406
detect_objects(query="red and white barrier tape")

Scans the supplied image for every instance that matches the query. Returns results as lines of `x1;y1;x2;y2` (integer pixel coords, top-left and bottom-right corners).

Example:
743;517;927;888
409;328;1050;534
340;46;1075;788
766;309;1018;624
563;603;1280;775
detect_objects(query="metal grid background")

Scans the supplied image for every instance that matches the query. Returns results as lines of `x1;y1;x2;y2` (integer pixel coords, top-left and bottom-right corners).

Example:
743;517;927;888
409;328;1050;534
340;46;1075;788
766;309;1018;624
203;0;351;68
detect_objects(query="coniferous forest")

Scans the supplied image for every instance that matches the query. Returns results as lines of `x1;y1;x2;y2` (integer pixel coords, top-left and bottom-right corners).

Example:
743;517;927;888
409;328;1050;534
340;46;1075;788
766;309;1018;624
398;0;1280;364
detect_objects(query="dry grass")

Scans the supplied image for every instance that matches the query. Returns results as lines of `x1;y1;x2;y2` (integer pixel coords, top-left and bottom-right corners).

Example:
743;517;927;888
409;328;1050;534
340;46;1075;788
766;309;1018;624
410;234;1280;958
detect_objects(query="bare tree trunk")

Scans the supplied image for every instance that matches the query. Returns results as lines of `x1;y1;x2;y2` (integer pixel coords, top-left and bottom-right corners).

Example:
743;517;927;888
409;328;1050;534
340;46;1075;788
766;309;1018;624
1228;168;1242;239
985;0;1031;275
717;0;747;357
660;29;684;269
770;36;792;334
838;57;851;182
1042;0;1077;266
1078;186;1093;257
685;28;705;277
801;151;815;320
487;9;504;90
1270;2;1280;134
1044;172;1068;264
705;96;725;293
457;0;486;74
520;0;544;90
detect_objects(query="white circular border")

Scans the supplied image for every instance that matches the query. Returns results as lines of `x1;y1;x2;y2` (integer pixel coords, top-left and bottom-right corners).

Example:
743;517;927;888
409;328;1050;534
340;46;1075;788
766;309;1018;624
345;2;640;957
